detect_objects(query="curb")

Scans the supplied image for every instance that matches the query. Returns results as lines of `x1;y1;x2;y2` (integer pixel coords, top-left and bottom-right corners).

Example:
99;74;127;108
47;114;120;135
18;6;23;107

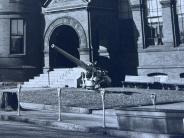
106;129;184;138
0;114;94;133
0;114;52;126
2;113;183;138
51;122;90;132
20;102;92;114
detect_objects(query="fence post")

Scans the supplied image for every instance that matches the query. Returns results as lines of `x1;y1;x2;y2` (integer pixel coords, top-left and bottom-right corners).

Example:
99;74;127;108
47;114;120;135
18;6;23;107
150;93;157;109
57;88;61;121
100;88;106;128
17;84;21;116
47;70;50;87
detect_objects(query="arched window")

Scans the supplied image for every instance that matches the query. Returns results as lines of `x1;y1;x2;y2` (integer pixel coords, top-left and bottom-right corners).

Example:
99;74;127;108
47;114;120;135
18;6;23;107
177;0;184;44
146;0;163;46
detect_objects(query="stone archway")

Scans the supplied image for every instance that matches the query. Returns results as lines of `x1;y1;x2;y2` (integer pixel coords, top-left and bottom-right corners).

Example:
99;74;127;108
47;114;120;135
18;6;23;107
43;16;88;71
49;25;79;68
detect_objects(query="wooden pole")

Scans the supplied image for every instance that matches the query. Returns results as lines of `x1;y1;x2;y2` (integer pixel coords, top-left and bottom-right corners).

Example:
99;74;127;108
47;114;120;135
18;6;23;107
17;84;21;116
57;88;61;121
100;89;106;128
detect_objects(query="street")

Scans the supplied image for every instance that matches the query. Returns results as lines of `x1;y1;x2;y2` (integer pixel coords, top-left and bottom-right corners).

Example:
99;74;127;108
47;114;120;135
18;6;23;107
0;121;117;138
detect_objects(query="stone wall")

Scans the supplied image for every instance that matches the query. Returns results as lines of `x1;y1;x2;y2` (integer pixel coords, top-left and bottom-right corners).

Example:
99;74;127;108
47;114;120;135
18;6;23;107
138;47;184;79
132;0;184;79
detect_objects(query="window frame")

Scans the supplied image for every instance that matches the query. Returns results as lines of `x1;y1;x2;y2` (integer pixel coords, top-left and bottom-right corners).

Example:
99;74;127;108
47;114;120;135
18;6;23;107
10;18;26;56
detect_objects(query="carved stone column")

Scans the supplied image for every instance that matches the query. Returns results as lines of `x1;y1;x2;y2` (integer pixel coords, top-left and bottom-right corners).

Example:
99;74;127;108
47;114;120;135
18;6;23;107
43;51;50;73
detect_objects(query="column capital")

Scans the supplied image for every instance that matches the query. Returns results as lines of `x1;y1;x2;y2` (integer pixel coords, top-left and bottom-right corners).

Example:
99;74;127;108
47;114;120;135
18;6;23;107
78;48;91;63
78;47;90;55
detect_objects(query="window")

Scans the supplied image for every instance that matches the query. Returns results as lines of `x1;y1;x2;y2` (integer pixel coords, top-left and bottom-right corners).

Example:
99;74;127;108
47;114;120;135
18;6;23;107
146;0;163;46
10;19;25;54
177;0;184;44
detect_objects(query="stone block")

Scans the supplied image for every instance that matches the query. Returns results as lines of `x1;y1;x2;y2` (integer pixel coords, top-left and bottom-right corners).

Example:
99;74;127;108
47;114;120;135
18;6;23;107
116;108;184;134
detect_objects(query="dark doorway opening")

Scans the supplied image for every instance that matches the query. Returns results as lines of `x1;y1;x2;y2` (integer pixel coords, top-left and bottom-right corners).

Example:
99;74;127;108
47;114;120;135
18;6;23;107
49;25;79;68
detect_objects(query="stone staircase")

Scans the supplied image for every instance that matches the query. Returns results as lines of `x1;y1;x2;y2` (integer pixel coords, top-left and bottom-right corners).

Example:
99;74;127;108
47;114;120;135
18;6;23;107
22;68;85;88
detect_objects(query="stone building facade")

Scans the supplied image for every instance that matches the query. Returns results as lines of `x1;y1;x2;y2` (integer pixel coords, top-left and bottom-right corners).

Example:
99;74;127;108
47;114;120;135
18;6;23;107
42;0;119;71
132;0;184;80
0;0;184;84
0;0;43;81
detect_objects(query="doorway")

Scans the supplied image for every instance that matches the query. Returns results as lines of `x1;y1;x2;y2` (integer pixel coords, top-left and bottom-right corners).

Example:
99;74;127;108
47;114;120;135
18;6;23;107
49;25;80;68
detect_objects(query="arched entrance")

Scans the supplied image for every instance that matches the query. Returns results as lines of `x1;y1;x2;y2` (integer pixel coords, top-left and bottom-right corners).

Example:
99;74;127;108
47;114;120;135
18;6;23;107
49;25;79;68
43;17;90;72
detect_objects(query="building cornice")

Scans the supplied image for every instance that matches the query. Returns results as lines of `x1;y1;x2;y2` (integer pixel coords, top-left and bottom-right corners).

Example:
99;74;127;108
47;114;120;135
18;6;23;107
43;4;88;14
43;4;116;14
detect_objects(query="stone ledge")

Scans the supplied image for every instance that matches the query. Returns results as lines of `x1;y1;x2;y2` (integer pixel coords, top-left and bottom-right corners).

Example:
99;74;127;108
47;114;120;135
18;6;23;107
116;108;184;134
107;129;184;138
20;102;92;114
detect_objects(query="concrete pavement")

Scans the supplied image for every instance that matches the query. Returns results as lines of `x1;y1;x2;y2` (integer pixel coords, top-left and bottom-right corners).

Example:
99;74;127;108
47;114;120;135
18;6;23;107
0;121;118;138
1;102;184;137
0;107;118;133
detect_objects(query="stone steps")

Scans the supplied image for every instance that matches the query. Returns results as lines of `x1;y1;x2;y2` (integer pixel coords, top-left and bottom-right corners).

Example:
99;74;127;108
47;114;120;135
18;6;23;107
22;67;85;88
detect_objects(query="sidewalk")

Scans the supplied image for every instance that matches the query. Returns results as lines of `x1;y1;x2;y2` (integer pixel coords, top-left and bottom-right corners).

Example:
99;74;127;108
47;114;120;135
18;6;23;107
1;102;184;137
0;107;118;133
1;86;184;137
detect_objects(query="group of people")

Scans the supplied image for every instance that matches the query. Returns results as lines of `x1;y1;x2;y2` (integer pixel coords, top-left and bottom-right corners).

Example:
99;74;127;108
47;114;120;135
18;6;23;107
80;68;111;90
